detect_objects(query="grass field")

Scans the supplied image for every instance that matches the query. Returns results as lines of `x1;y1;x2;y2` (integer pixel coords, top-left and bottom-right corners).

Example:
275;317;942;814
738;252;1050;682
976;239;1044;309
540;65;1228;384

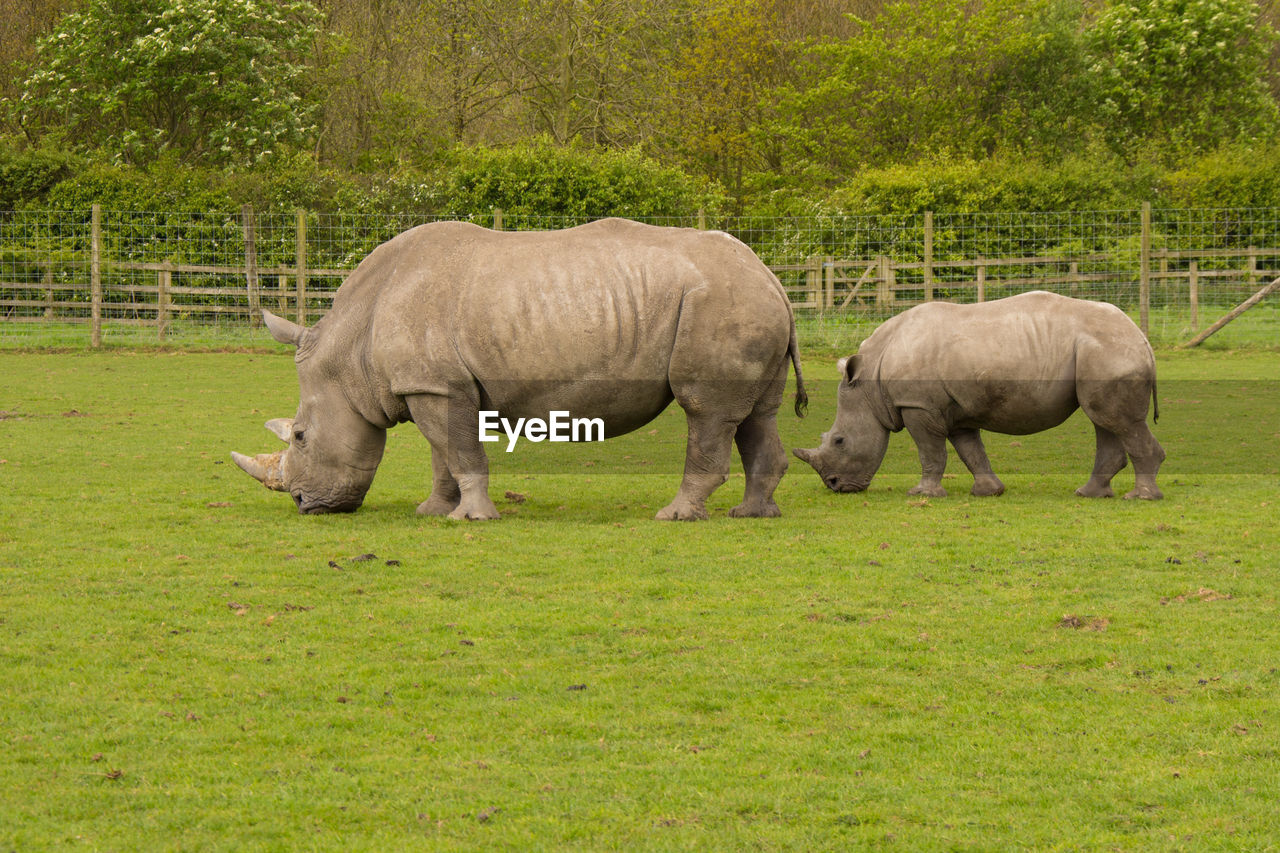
1;347;1278;849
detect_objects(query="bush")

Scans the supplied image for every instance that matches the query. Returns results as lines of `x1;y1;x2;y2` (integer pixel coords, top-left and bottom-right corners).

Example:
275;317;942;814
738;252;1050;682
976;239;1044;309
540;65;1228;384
430;139;726;220
0;146;79;210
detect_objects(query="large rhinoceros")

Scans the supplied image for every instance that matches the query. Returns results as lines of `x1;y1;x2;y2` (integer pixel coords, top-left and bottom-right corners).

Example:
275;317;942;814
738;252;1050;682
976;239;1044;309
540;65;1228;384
793;291;1164;499
233;218;807;520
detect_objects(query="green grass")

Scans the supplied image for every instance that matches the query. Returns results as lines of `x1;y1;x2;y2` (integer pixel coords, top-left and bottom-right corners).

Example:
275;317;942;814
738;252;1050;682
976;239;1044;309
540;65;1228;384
2;349;1279;849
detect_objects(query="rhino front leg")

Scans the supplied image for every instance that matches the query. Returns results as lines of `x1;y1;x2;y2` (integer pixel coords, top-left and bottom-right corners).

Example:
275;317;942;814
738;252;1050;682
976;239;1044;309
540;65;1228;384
406;393;500;521
416;447;462;516
903;409;949;497
949;429;1005;496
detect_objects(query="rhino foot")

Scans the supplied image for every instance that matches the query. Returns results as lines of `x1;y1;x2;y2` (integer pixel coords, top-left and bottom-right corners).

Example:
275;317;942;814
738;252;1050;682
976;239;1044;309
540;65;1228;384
1075;483;1115;498
446;498;501;521
970;476;1005;497
907;483;948;498
417;496;461;516
656;498;709;521
729;500;781;519
1123;486;1163;500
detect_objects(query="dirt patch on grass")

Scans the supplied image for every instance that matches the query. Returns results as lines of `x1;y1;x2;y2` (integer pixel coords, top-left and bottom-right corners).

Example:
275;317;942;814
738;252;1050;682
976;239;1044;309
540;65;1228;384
1058;614;1110;631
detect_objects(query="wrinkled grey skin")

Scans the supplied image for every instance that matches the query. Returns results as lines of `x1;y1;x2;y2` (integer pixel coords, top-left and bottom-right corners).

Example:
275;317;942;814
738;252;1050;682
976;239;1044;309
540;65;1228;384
794;291;1165;499
233;218;807;520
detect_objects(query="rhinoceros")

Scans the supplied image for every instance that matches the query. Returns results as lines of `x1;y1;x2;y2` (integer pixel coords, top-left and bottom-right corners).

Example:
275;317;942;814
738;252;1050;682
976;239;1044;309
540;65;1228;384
232;218;807;520
793;291;1164;499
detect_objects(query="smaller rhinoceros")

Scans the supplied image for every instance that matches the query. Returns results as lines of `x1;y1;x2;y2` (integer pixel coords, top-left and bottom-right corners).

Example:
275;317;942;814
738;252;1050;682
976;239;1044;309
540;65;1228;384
793;291;1165;499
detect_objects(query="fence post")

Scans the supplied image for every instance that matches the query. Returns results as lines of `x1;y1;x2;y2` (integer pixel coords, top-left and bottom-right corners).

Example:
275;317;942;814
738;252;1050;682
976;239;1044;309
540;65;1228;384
43;265;54;319
976;260;986;303
1139;201;1151;337
824;256;835;311
876;256;892;307
806;257;820;306
295;208;307;326
1189;259;1199;332
493;207;504;231
157;260;172;341
90;204;102;348
697;208;707;230
923;210;934;301
243;203;260;327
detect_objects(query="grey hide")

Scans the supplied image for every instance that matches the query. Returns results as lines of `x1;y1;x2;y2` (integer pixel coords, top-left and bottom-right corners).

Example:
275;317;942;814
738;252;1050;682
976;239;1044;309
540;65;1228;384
793;291;1165;499
233;218;808;520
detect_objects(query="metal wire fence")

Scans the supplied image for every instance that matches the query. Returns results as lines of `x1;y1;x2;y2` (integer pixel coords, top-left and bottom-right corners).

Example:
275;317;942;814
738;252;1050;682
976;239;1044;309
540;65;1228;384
1;206;1277;348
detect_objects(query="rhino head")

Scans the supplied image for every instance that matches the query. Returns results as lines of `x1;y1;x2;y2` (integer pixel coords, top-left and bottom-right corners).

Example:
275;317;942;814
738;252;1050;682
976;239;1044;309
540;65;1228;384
792;356;891;493
232;310;386;514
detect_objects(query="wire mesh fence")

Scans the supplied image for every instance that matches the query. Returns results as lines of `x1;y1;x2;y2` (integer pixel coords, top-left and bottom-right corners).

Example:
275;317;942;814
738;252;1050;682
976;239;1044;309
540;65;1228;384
1;206;1277;348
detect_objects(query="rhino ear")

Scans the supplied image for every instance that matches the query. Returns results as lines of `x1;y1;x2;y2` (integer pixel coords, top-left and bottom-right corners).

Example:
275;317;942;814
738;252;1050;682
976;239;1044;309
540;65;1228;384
839;355;860;385
265;418;295;442
262;309;306;347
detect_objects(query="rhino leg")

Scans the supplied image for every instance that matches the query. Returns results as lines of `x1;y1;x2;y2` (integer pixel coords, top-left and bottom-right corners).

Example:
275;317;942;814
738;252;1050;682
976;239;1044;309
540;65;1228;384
417;447;462;516
903;409;949;497
1077;376;1164;500
728;406;787;518
406;393;500;521
949;429;1005;497
1119;424;1165;500
658;409;738;521
1076;424;1126;498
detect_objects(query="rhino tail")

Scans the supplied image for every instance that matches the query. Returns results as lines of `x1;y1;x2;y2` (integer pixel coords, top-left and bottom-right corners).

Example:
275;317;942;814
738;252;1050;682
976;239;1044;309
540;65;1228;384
789;315;808;418
1152;378;1159;424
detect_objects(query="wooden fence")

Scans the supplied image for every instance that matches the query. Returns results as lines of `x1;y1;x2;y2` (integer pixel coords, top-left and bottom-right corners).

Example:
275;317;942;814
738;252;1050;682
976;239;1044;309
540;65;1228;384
3;204;1279;345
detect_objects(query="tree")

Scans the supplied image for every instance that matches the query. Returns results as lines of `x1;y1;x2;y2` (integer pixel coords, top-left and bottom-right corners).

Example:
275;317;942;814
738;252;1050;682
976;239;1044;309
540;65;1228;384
315;0;518;167
19;0;323;165
770;0;1101;180
1085;0;1279;157
0;0;75;137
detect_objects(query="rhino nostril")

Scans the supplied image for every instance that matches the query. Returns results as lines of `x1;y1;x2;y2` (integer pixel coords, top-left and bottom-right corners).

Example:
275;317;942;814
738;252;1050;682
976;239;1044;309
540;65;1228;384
826;475;840;488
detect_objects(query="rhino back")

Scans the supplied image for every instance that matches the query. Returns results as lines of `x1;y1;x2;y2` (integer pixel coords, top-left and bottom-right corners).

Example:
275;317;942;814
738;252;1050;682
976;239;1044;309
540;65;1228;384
327;219;791;431
863;291;1153;434
871;291;1149;381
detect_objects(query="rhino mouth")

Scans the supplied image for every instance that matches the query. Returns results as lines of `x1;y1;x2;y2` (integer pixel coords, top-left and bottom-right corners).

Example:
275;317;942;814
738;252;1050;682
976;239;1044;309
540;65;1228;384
293;491;363;514
824;475;868;494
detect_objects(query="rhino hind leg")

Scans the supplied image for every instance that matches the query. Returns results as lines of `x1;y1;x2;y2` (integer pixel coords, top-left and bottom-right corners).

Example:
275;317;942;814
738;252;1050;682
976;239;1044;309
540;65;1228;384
657;410;738;521
728;408;787;518
949;429;1005;497
1076;423;1127;498
1118;424;1165;500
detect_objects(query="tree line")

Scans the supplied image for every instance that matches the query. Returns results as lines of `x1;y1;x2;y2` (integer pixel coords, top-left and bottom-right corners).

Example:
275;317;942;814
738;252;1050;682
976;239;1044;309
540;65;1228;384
3;0;1280;215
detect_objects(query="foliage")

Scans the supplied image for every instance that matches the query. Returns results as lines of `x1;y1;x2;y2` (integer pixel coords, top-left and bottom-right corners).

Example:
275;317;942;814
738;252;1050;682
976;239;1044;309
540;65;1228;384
1085;0;1280;157
18;0;323;165
0;144;77;209
430;139;727;219
774;0;1095;177
824;155;1158;216
658;0;796;204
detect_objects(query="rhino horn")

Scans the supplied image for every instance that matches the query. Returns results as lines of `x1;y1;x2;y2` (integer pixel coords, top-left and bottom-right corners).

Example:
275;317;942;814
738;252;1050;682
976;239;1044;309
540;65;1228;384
231;449;288;492
792;447;815;465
